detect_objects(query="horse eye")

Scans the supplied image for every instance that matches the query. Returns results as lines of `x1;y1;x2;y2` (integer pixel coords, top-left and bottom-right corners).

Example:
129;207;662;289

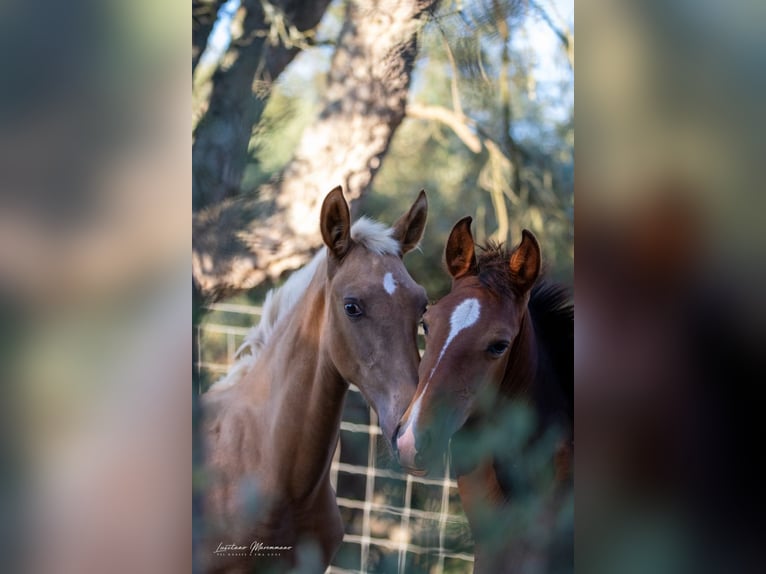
344;302;363;318
487;341;510;356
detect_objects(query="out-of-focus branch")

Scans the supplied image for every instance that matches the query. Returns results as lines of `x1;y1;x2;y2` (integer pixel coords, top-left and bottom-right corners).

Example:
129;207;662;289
407;102;532;164
407;99;565;243
529;0;573;69
407;102;481;153
433;23;463;117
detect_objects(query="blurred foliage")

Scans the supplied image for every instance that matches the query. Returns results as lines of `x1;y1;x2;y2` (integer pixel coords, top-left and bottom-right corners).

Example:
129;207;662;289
241;83;322;194
363;0;573;296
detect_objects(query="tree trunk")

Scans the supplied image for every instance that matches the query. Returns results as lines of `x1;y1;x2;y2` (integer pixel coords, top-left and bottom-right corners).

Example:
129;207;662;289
193;0;438;301
192;0;225;74
192;0;332;212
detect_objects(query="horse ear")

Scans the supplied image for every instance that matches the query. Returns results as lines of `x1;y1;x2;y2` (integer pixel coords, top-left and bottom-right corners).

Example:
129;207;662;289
320;186;351;260
445;216;477;279
392;190;428;255
509;229;541;293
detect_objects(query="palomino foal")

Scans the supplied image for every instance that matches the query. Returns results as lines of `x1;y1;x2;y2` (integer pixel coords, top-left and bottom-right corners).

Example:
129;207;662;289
396;217;573;573
202;187;428;573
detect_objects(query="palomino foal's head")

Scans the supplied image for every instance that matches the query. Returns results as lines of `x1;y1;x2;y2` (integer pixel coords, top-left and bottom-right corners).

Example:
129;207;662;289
395;217;541;475
320;187;429;446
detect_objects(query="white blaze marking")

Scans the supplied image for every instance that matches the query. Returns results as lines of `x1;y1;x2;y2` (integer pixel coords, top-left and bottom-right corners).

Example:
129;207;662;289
383;272;397;295
398;391;424;450
400;298;481;457
428;297;481;381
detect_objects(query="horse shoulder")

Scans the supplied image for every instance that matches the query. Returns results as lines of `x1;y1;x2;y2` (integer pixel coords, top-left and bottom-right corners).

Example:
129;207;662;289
202;390;271;522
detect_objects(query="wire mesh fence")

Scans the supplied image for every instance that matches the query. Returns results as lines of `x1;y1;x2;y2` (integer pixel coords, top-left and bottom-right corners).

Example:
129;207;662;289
197;302;474;574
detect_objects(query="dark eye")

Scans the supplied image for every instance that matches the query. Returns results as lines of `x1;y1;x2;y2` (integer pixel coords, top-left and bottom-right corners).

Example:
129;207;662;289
420;320;429;335
487;341;510;357
344;301;363;318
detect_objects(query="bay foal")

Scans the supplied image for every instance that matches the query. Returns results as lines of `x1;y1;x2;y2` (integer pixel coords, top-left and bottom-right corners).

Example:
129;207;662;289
201;187;428;573
396;217;573;573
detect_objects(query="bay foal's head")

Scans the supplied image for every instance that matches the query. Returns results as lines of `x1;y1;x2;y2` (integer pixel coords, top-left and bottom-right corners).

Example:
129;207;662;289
395;217;541;474
320;187;429;446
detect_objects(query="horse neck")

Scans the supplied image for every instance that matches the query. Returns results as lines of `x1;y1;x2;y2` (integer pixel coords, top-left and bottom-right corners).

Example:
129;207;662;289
501;303;572;431
500;300;574;484
252;273;348;501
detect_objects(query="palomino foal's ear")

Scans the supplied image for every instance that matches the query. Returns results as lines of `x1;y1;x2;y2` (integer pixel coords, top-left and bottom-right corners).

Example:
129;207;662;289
509;229;541;293
445;216;477;279
392;190;428;255
320;186;352;259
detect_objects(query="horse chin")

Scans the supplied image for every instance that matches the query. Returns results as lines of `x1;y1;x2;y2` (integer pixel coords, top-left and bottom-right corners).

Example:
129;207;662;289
401;465;428;477
396;443;444;478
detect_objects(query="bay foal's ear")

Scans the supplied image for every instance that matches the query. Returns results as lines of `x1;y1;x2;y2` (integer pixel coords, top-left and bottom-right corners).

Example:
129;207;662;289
445;216;477;279
392;190;428;255
509;229;541;293
320;186;352;259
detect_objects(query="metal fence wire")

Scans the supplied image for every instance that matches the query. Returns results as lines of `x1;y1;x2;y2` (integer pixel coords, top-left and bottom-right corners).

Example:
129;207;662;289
198;303;475;574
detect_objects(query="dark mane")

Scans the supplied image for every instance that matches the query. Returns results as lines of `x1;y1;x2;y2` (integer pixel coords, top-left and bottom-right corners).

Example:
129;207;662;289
476;240;573;421
529;281;574;423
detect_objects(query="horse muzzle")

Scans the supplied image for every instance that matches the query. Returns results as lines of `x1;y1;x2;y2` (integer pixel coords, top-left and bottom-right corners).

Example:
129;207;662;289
394;421;430;476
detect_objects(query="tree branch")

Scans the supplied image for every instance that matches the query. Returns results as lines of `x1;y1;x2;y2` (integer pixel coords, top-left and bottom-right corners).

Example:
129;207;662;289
407;102;481;153
193;0;440;301
406;102;533;164
529;0;573;69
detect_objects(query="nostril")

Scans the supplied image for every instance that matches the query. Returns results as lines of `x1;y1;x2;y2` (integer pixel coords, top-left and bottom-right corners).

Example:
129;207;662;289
392;422;402;451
